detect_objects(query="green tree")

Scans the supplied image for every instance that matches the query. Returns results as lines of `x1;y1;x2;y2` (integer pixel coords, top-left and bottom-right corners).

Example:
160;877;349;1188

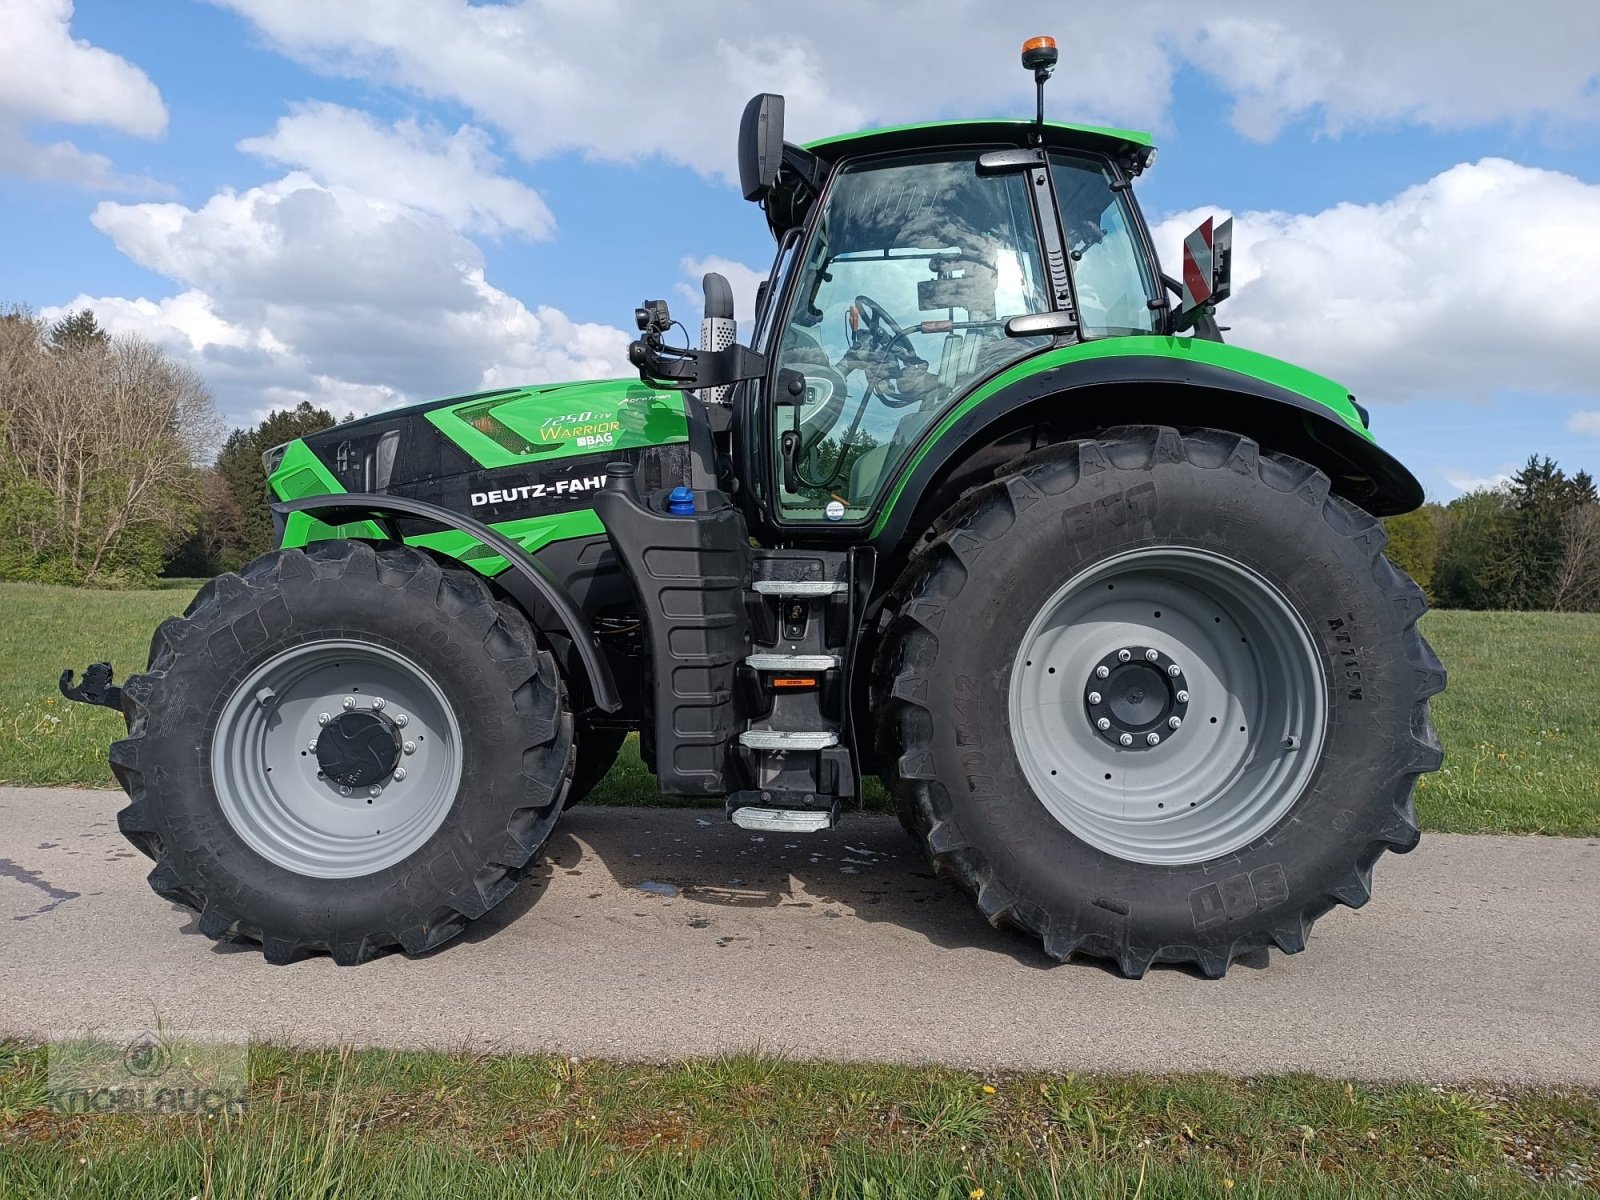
208;402;334;568
47;308;110;353
1432;489;1514;609
1382;505;1442;598
0;305;219;586
1502;455;1596;609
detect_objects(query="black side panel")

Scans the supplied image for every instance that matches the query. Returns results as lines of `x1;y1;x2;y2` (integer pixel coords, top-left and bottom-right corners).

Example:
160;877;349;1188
592;468;750;795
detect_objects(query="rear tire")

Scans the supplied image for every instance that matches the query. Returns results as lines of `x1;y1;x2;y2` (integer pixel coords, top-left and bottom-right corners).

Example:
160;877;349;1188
874;426;1445;978
110;541;575;964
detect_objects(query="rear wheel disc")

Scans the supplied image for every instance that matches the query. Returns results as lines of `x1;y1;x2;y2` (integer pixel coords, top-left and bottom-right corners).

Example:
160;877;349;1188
1009;547;1326;866
212;640;462;879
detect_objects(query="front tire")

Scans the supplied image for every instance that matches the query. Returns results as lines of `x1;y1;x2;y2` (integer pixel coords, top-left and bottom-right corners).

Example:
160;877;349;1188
875;427;1445;978
110;541;575;964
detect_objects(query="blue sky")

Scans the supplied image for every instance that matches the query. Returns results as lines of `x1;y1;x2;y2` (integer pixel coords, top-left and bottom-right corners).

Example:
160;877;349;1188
3;0;1599;500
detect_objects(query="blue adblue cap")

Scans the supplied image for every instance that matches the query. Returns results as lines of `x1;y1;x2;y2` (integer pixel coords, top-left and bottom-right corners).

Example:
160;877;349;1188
667;486;696;516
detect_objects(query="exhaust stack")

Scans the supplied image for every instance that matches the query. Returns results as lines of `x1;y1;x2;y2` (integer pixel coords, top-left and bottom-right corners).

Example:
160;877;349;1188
698;272;737;406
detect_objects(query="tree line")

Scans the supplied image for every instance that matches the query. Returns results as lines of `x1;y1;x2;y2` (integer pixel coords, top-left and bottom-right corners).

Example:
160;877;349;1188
0;306;333;586
1382;456;1600;612
4;304;1599;606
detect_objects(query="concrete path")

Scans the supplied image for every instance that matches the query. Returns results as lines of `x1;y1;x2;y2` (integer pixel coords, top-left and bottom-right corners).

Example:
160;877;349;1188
2;787;1597;1084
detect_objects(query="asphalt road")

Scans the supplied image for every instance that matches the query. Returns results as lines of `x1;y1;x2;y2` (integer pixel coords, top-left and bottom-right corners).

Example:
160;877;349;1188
3;787;1597;1084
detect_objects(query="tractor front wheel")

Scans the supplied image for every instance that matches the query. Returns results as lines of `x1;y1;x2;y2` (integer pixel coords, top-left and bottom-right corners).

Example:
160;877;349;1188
110;541;575;964
875;426;1444;978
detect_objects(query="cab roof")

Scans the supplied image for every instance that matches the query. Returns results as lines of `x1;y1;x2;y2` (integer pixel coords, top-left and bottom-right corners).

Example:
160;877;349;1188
802;118;1154;163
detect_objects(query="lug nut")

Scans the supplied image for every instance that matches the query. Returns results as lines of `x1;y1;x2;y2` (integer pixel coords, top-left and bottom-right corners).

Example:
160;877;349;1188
371;697;385;710
1095;665;1110;679
368;785;381;798
1118;649;1132;663
1147;732;1161;746
1145;648;1159;661
1088;691;1102;705
342;696;355;710
1168;716;1182;730
393;767;407;781
1119;733;1133;746
1096;717;1111;731
317;712;331;726
394;713;409;727
1175;690;1190;703
1167;664;1181;677
403;741;416;755
306;738;318;752
338;785;351;796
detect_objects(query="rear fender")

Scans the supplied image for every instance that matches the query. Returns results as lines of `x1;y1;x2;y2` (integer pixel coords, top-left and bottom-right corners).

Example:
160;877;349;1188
870;349;1423;561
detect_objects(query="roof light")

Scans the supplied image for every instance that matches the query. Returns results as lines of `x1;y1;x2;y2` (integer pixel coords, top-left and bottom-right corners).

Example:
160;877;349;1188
1021;35;1058;75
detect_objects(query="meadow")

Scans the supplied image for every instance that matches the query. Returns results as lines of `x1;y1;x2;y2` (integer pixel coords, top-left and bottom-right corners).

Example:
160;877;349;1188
1;582;1595;835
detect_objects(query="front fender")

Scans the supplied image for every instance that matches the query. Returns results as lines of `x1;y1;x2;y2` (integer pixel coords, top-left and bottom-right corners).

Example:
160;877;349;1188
271;493;622;714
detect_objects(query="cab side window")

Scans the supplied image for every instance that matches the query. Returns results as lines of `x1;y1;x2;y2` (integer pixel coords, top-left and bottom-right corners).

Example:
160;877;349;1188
1050;155;1162;336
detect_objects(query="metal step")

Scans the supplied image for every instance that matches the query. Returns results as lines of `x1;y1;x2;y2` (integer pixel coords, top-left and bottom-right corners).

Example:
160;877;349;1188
752;580;849;597
729;806;835;833
738;729;838;750
745;652;840;671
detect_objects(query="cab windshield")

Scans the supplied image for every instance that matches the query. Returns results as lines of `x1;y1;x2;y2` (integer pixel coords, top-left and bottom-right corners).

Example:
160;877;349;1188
772;152;1049;520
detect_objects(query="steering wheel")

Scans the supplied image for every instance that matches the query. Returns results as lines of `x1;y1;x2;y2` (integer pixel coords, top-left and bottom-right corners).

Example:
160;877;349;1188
852;294;918;361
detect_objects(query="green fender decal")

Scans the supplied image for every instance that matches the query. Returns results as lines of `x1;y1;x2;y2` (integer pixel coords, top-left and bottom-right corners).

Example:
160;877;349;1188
269;439;387;546
425;377;690;469
269;439;607;573
872;336;1370;536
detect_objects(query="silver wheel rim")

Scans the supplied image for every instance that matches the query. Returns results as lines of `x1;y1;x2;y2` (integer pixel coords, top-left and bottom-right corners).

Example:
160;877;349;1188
1008;547;1327;865
211;641;462;879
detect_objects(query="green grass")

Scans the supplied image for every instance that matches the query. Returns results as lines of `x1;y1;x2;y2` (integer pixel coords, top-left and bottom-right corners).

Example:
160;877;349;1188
1416;611;1600;835
1;581;1595;835
2;1041;1596;1198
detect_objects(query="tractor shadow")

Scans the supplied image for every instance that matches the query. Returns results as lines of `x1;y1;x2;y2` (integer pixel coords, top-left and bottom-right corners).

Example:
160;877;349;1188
461;805;1255;978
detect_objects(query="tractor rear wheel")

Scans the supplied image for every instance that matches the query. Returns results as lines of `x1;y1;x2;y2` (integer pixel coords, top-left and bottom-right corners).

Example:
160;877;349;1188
109;541;574;964
874;426;1444;978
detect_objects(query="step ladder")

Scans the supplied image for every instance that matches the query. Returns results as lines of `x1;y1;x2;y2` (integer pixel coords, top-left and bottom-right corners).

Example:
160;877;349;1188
727;553;859;833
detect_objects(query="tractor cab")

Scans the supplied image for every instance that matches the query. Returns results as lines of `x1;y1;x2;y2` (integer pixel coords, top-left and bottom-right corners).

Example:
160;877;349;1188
630;37;1219;543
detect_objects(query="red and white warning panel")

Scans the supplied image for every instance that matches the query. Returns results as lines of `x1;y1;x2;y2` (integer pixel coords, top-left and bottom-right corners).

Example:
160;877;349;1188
1180;216;1233;316
1181;217;1214;311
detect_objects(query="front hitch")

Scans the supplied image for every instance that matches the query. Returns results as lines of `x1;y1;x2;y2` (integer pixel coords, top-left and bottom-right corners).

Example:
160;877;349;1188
60;662;123;710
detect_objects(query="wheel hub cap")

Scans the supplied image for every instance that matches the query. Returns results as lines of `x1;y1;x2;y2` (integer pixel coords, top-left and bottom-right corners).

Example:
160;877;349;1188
314;709;402;786
1085;646;1188;749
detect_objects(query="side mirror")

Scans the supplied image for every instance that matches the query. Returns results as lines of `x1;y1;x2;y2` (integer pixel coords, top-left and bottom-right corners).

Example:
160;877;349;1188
739;93;785;202
1004;311;1077;339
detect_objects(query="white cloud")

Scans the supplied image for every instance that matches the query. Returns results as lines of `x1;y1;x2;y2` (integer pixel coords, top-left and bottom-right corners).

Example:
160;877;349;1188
1179;4;1600;141
1151;159;1600;406
209;0;1600;175
1569;411;1600;436
1442;469;1514;495
0;0;167;189
239;102;554;238
66;173;630;426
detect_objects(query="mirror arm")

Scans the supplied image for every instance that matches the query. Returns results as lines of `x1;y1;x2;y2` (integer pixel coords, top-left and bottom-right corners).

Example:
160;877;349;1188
629;334;769;392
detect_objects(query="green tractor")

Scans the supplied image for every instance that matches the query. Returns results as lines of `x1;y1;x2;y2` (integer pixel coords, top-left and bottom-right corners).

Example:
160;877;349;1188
63;38;1443;977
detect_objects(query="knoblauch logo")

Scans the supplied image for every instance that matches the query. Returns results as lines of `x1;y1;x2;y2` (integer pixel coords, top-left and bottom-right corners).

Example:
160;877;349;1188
122;1030;172;1078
